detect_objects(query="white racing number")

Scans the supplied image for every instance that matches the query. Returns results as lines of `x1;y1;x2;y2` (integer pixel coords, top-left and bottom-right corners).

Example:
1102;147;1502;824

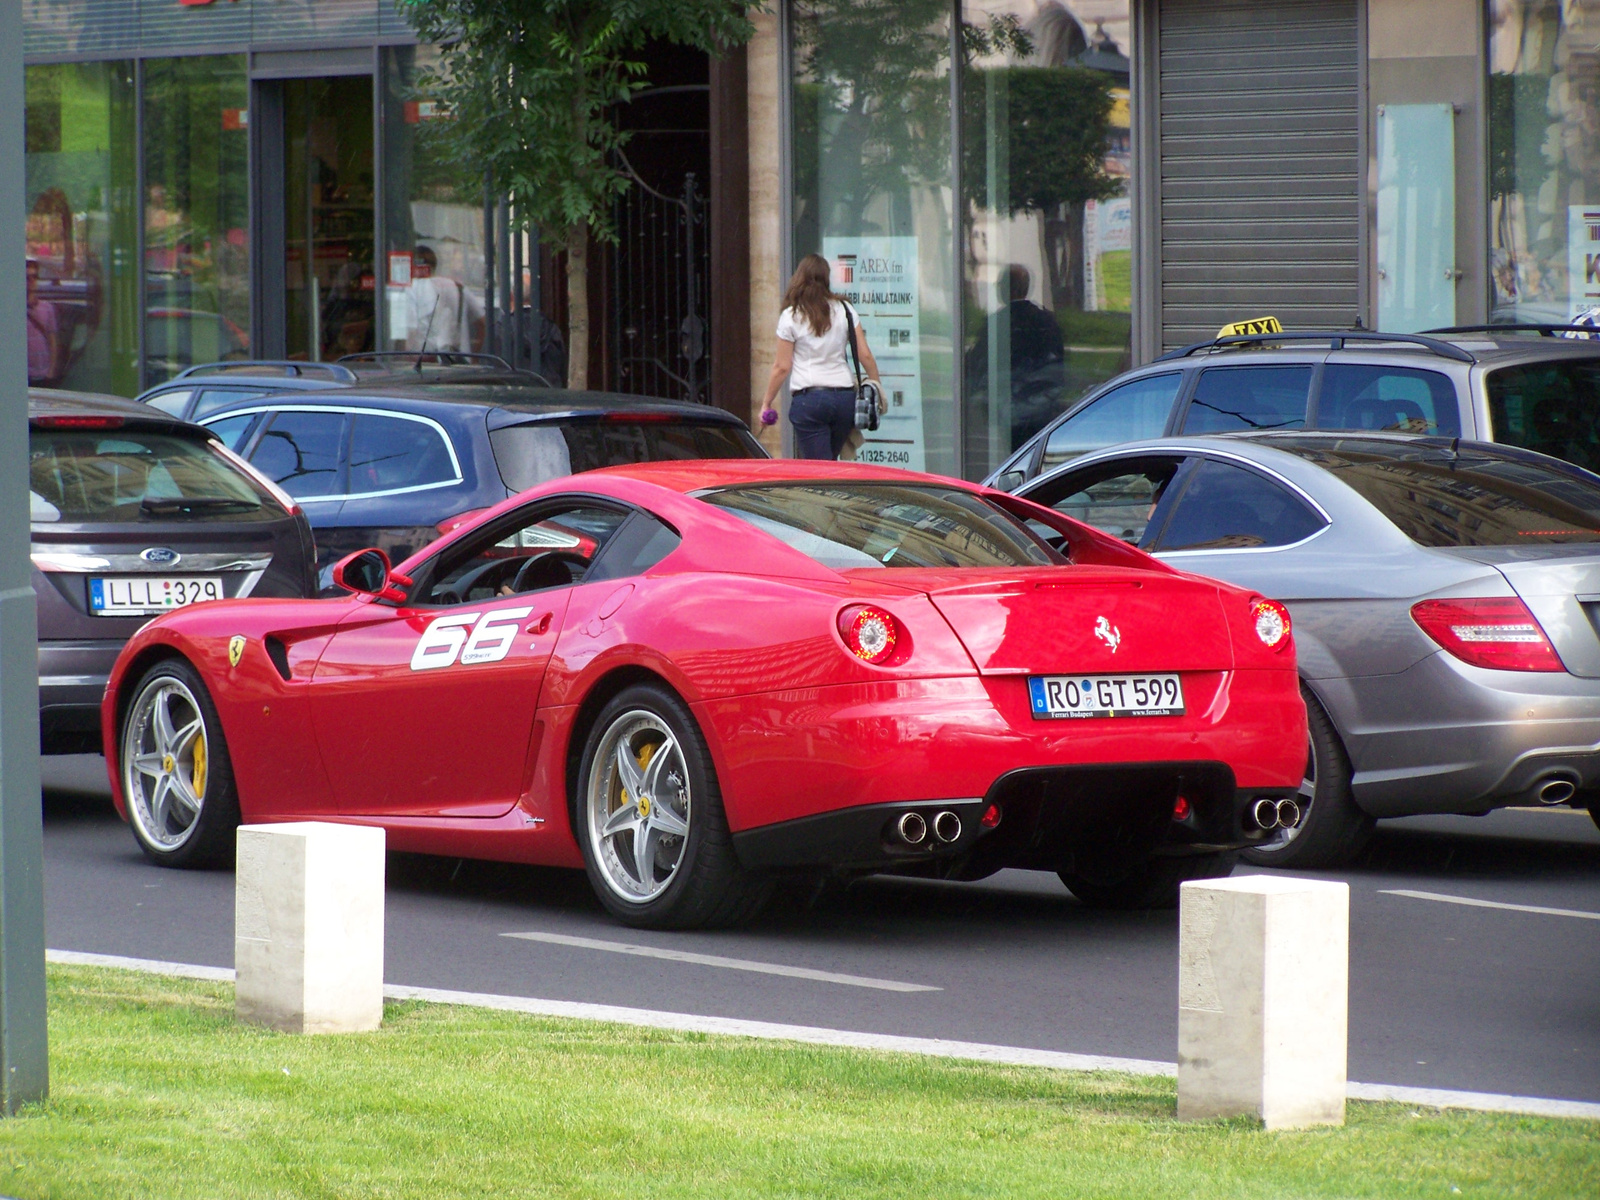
410;607;535;671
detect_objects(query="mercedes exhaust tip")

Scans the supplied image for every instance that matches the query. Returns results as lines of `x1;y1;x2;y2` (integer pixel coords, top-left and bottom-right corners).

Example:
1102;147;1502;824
1537;777;1577;805
932;810;962;844
896;812;928;845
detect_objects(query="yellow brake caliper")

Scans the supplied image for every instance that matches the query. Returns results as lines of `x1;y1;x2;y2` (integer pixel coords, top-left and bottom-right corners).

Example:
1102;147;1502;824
191;734;208;801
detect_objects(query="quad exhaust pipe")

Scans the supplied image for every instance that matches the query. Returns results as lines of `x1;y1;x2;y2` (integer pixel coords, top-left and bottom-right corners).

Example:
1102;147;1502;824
1250;797;1302;832
893;810;963;846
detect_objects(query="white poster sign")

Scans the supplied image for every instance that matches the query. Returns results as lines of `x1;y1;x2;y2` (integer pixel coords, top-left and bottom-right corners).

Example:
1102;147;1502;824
1570;205;1600;319
823;235;925;471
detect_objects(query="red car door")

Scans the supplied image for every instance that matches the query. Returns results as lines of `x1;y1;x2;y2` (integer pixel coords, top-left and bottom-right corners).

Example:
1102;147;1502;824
305;500;633;817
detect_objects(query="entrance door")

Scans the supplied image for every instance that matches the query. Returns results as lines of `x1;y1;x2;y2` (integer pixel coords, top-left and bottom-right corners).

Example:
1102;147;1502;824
254;75;376;362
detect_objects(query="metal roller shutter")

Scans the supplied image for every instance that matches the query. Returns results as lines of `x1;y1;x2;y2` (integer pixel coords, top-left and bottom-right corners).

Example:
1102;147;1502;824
1157;0;1360;350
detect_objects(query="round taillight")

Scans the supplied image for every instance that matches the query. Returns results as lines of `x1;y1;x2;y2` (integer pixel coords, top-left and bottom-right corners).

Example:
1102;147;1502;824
1253;598;1291;650
838;605;900;664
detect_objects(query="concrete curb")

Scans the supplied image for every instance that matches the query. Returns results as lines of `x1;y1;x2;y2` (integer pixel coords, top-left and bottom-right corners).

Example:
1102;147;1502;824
48;949;1600;1122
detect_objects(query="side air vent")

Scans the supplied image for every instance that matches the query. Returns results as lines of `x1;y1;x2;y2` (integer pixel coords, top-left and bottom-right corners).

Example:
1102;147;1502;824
264;636;292;682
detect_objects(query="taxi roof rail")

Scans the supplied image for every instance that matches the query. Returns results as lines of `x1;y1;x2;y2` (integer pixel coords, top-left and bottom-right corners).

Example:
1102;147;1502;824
1155;330;1476;364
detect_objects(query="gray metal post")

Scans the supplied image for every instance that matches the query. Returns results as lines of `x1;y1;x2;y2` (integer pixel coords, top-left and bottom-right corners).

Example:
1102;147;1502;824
0;0;50;1113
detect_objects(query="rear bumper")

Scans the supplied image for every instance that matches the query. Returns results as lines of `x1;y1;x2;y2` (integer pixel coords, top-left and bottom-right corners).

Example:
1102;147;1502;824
38;640;119;754
1336;651;1600;815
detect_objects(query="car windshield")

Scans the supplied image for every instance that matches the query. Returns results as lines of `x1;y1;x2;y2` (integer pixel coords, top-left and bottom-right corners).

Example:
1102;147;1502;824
701;483;1063;570
491;419;760;492
29;428;273;523
1485;358;1600;473
1271;437;1600;547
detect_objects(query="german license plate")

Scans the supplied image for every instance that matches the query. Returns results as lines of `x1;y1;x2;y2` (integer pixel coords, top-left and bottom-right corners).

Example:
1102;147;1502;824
1028;673;1185;719
89;576;225;616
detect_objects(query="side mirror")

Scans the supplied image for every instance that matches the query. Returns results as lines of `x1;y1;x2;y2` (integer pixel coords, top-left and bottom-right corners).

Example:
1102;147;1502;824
995;470;1025;493
330;548;409;602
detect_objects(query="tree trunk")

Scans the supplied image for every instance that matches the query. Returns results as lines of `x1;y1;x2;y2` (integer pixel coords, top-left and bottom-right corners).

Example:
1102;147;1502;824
566;223;588;390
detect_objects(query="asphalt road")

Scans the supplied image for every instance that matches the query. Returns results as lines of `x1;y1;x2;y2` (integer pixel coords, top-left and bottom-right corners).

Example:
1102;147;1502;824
40;754;1600;1103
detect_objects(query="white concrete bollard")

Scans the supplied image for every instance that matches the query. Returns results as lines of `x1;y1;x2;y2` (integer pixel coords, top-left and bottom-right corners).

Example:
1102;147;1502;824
1177;874;1348;1130
234;822;386;1034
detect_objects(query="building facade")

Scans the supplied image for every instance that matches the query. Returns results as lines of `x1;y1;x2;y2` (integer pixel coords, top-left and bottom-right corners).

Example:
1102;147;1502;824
23;1;1598;480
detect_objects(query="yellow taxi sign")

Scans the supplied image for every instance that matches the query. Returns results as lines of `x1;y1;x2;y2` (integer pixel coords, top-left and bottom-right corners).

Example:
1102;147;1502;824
1217;316;1283;337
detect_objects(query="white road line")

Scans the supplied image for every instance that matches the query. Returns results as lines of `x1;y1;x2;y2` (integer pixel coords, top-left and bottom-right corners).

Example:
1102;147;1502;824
501;930;940;992
1380;889;1600;922
46;949;1600;1122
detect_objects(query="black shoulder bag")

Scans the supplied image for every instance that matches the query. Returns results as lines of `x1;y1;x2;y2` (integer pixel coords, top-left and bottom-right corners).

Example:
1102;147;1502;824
843;305;881;432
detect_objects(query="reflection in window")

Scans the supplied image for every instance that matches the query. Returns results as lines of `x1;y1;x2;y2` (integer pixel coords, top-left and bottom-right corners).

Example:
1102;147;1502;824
348;414;458;494
1182;366;1311;434
1042;372;1179;467
488;420;759;493
1486;359;1600;473
790;0;954;475
1489;2;1600;323
249;411;346;498
1316;365;1459;437
961;1;1132;476
24;60;138;395
142;55;251;386
29;430;269;522
1151;459;1326;552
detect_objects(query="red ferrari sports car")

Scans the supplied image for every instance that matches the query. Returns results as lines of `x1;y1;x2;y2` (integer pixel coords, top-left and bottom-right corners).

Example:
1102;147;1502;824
102;460;1307;928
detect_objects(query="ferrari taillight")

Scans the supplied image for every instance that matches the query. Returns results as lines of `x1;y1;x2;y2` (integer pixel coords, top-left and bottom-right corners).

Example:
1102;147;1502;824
837;605;903;665
1411;597;1565;673
1252;597;1292;650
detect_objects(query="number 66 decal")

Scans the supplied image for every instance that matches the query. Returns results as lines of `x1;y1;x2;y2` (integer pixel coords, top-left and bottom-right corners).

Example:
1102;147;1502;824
410;607;535;671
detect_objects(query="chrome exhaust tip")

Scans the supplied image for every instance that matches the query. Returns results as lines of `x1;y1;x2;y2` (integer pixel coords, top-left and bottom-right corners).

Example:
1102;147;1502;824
1251;798;1281;830
897;812;928;845
1275;798;1302;829
1538;778;1577;805
932;811;962;844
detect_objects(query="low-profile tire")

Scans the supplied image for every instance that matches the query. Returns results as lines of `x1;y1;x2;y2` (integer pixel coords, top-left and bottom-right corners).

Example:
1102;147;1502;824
574;683;770;930
1059;850;1237;910
119;658;241;869
1241;684;1373;870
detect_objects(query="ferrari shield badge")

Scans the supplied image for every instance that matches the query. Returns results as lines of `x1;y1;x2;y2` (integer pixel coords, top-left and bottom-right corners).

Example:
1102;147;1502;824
228;635;246;668
1094;616;1121;653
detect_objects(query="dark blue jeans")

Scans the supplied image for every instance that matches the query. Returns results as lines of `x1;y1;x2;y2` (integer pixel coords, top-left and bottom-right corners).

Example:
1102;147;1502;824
789;387;857;459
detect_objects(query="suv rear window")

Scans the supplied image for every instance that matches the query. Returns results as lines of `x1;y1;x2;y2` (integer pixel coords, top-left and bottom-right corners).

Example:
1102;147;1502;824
30;429;277;523
702;483;1062;570
490;419;760;492
1486;359;1600;473
1276;439;1600;547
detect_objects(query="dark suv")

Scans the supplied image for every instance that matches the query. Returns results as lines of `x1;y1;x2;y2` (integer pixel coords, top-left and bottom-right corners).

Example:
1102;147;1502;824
30;390;316;753
985;328;1600;489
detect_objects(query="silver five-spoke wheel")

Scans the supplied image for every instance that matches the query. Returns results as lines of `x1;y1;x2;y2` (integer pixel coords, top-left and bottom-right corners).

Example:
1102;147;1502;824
586;710;692;904
124;676;210;851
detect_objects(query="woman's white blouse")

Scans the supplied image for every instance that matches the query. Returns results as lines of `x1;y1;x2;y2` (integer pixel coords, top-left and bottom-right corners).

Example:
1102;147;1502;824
777;300;859;391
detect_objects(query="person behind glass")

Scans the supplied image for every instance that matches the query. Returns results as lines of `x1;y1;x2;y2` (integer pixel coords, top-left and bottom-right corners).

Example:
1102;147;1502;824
760;253;883;459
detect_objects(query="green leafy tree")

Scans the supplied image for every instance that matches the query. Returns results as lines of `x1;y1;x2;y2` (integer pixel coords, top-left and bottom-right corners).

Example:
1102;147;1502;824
399;0;756;387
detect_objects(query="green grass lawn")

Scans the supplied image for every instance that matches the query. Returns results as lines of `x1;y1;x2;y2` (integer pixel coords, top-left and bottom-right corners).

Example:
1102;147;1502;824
0;965;1594;1199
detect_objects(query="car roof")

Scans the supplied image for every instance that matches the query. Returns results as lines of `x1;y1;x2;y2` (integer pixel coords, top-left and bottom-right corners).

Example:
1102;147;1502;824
1154;330;1600;368
585;458;983;494
196;382;750;427
28;387;207;433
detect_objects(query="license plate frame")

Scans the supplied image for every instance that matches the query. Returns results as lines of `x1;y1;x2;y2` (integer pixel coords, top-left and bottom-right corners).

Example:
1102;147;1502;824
1028;673;1185;719
89;575;226;617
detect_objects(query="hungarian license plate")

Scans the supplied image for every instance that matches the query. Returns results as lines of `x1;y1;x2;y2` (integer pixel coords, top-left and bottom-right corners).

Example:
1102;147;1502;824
89;576;225;616
1028;673;1185;719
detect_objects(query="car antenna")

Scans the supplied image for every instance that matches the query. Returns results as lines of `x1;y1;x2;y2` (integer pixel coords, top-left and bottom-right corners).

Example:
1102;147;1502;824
415;294;442;374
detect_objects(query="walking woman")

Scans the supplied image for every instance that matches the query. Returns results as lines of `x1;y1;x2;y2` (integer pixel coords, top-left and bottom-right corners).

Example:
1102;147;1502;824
759;254;884;459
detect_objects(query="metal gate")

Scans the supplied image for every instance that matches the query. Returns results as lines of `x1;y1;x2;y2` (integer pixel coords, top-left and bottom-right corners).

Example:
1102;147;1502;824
610;169;710;404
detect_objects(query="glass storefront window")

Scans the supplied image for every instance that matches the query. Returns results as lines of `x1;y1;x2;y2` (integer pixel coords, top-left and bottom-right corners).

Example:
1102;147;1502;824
142;55;251;384
1489;2;1600;324
960;0;1131;477
790;0;956;475
24;60;138;395
382;46;490;355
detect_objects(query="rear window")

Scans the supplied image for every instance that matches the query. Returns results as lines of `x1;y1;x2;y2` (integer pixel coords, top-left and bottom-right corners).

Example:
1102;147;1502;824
1280;441;1600;547
490;420;760;492
1486;359;1600;473
29;428;276;523
1315;364;1460;436
701;483;1062;570
348;413;459;494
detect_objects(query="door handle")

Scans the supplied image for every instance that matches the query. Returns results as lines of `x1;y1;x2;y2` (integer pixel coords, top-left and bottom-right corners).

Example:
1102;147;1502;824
525;613;553;635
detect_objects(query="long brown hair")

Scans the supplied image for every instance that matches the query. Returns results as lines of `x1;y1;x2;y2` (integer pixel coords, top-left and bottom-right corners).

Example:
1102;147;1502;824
782;253;843;336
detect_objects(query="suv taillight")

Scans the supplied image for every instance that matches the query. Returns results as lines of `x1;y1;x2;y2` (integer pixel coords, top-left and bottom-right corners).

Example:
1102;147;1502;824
1411;597;1565;673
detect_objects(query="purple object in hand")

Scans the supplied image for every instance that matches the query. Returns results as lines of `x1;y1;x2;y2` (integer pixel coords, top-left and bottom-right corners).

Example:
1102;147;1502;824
760;408;779;426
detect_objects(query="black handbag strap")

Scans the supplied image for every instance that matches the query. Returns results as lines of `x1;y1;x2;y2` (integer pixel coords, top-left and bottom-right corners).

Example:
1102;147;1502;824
842;303;864;394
